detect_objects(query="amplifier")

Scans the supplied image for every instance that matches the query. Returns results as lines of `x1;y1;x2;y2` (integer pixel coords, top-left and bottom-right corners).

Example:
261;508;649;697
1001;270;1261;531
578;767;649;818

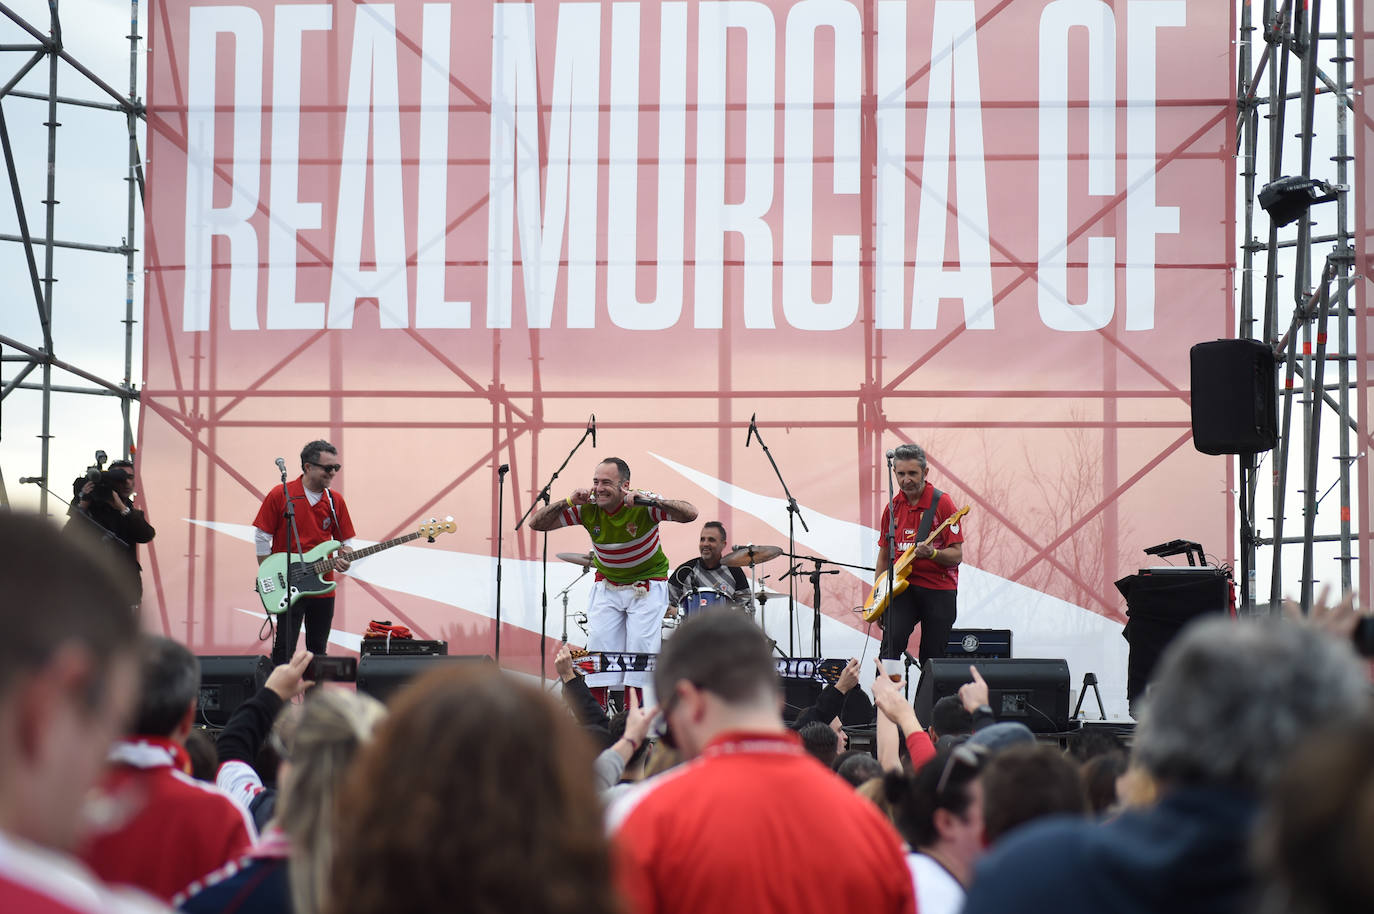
197;655;271;728
359;639;448;656
914;658;1071;733
944;629;1012;659
356;653;491;703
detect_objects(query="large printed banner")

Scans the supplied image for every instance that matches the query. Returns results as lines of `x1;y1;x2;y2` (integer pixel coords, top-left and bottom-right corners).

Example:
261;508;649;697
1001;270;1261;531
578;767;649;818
142;0;1235;712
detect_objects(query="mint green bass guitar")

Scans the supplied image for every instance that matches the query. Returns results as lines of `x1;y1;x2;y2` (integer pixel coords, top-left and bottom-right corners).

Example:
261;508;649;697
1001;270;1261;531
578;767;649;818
255;517;455;615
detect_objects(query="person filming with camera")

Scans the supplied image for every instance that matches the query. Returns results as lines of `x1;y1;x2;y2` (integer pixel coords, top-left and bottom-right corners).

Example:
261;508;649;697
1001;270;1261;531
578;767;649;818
65;454;156;608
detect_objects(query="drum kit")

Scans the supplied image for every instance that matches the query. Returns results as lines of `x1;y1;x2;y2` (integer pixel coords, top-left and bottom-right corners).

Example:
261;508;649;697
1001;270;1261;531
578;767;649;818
556;543;786;637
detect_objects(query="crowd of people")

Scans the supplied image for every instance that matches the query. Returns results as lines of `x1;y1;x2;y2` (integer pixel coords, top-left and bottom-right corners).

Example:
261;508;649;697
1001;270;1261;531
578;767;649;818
4;506;1374;914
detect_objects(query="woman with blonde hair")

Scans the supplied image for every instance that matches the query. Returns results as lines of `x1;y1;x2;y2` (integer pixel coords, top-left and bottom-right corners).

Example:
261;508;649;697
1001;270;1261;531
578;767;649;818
180;653;386;914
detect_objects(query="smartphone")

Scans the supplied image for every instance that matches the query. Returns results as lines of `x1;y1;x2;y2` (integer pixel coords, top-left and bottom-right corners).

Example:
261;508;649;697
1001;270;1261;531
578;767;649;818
306;655;357;682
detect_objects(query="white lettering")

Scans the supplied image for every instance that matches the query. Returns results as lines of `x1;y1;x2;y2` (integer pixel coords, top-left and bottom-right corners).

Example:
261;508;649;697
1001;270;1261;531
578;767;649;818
1037;0;1116;332
874;1;907;329
606;2;687;331
781;0;861;331
183;6;262;332
415;3;471;328
328;4;409;329
266;4;331;330
1125;0;1184;330
694;2;776;329
911;1;994;330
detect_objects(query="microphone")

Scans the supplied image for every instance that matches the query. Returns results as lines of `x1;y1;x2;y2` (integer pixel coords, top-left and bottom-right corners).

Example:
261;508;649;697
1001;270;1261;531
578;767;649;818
18;476;44;484
498;464;510;477
885;449;895;460
746;413;757;447
588;414;596;448
275;457;287;473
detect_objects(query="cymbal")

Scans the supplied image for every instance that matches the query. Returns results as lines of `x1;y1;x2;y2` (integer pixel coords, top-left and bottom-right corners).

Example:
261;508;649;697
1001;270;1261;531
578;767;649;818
722;544;783;568
557;552;595;568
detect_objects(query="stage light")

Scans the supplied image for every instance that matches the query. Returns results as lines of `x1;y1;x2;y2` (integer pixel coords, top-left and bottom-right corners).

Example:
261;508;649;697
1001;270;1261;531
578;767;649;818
1258;176;1340;227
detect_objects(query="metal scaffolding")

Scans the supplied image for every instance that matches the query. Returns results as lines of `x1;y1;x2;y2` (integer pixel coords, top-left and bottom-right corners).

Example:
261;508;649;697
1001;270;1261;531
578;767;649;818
1236;0;1363;610
0;0;143;516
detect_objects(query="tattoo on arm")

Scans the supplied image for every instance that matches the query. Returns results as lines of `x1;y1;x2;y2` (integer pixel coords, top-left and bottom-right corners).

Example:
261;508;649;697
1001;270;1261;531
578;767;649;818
529;501;568;532
655;499;698;523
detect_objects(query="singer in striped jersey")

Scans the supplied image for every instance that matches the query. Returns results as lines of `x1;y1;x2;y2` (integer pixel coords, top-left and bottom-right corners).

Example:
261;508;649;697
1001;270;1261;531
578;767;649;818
531;457;697;700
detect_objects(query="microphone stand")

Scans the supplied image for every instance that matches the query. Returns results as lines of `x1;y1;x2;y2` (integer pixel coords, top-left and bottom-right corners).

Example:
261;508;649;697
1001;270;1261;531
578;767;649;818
516;424;595;683
494;464;509;665
277;463;307;650
880;452;903;681
746;416;809;656
782;552;872;656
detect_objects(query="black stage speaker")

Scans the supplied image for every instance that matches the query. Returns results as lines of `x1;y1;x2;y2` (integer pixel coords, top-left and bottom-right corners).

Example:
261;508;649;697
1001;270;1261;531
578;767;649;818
944;628;1013;659
914;658;1071;733
1190;339;1278;454
197;655;271;728
355;653;492;703
781;678;822;725
1117;568;1229;706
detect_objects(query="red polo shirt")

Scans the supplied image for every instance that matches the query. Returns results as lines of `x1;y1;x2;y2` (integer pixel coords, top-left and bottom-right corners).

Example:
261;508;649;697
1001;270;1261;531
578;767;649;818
252;477;355;581
610;730;915;914
877;483;963;590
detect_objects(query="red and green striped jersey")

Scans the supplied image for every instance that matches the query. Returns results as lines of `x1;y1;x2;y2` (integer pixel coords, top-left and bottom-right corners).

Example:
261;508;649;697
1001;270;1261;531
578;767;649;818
556;501;671;584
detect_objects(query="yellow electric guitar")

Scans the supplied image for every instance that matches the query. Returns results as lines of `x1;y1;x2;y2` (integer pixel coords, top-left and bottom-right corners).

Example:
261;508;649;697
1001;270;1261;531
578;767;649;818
862;505;969;622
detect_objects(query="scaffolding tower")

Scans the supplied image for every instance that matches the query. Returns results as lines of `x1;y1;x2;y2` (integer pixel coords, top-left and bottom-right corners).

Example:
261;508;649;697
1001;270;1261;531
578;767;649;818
1236;0;1365;611
0;0;143;517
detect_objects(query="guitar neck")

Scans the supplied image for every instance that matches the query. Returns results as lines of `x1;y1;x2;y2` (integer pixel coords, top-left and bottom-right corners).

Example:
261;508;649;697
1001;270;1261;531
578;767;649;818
311;532;423;573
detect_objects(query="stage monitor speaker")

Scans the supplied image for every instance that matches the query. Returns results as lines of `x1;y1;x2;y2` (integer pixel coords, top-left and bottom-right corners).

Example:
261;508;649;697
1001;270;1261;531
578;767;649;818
1190;339;1278;455
355;653;492;704
197;655;271;728
1118;568;1229;706
944;629;1013;659
781;678;822;725
914;658;1071;733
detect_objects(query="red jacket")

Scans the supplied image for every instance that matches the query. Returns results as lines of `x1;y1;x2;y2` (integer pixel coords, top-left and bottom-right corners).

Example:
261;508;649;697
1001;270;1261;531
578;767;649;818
76;738;255;902
0;830;168;913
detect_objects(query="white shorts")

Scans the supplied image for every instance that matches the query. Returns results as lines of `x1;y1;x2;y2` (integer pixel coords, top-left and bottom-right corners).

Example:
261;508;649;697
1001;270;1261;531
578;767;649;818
585;579;667;689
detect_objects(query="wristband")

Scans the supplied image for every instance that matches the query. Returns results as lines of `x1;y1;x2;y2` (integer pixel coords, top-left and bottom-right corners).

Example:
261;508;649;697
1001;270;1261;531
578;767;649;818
566;495;574;507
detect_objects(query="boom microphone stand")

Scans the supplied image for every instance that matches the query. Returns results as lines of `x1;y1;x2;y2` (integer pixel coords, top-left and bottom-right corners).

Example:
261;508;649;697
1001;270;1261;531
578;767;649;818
494;463;509;665
744;414;809;656
516;416;597;682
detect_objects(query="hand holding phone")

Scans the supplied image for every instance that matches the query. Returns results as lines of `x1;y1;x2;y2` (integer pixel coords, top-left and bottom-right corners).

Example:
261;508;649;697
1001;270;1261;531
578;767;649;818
305;655;357;682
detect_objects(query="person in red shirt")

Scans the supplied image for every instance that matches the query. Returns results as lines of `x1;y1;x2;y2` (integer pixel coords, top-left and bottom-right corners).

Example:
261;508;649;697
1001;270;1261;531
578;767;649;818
77;637;256;902
609;610;915;914
876;442;964;662
0;513;163;914
253;439;356;665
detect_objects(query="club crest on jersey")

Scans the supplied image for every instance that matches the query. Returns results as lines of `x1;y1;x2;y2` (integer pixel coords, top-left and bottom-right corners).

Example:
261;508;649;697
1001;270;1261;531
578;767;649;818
593;526;602;537
322;517;332;530
951;524;960;534
627;522;639;537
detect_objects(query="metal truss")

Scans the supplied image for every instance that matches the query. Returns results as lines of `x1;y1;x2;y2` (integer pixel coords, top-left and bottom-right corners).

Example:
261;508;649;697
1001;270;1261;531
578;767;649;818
0;0;144;515
1235;0;1364;610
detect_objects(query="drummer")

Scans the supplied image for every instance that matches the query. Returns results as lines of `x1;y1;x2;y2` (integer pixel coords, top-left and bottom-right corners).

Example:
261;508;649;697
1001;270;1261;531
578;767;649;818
667;521;751;618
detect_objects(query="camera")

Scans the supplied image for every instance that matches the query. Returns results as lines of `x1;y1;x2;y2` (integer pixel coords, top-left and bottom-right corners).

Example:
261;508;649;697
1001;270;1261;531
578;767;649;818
73;465;130;501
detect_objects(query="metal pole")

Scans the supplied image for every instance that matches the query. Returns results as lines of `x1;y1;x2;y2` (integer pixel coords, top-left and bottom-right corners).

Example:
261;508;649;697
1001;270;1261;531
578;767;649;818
37;0;61;516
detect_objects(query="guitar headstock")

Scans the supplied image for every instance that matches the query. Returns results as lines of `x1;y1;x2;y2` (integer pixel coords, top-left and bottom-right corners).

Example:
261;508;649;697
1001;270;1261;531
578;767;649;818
419;516;457;541
949;505;970;526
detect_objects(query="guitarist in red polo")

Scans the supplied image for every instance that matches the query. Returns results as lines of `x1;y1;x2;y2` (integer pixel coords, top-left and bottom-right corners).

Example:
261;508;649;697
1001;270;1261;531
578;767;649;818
874;443;964;665
253;439;355;664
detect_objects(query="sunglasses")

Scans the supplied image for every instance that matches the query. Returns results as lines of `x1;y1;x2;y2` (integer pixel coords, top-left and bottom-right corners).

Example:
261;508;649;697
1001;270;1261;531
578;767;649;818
935;742;989;797
308;461;342;473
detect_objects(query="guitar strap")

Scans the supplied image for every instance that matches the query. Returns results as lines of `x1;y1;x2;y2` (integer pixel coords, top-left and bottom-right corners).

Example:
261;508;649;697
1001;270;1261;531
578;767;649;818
916;487;944;544
322;488;342;536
